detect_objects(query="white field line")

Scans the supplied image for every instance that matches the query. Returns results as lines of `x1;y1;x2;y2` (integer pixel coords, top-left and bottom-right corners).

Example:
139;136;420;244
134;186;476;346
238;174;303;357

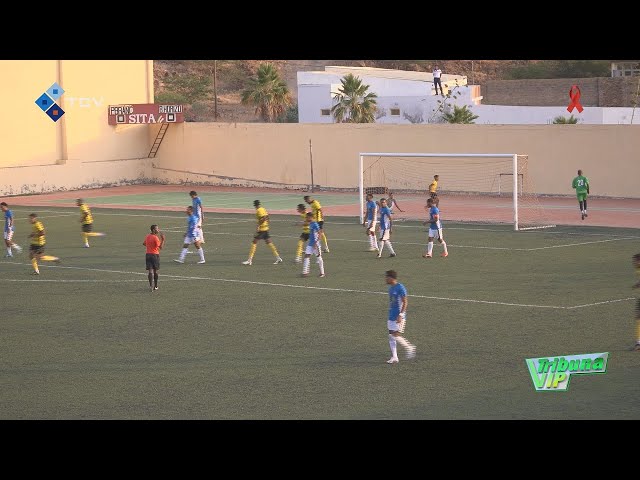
0;278;192;283
158;229;639;251
1;261;633;310
566;297;636;309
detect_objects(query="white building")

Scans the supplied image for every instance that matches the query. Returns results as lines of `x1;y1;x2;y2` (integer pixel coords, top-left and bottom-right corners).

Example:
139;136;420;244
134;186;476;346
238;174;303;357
297;66;479;124
297;65;640;125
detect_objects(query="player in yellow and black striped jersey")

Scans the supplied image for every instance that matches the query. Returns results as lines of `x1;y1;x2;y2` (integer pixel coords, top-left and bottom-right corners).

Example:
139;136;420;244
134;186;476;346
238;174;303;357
428;175;440;207
304;195;330;252
633;253;640;351
242;200;283;266
28;213;60;275
77;199;105;248
295;204;310;263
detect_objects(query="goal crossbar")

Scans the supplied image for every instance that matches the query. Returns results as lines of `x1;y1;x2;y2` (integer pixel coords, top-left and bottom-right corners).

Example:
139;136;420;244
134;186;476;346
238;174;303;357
358;152;553;231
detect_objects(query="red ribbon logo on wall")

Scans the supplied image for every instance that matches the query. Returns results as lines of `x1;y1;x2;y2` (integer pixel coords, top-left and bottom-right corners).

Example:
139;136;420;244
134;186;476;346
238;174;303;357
567;85;584;113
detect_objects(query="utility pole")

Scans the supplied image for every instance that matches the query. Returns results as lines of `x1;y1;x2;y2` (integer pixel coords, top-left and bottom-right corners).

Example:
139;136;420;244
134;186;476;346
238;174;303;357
213;60;218;121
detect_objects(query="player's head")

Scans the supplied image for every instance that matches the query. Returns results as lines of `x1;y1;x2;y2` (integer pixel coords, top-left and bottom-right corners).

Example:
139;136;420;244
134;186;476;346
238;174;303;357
366;193;373;201
434;175;439;181
150;224;159;234
303;195;312;204
380;198;387;206
76;198;83;206
577;169;582;176
189;190;197;198
385;269;398;284
388;192;394;198
305;212;313;221
253;200;261;208
186;206;193;215
28;213;37;223
0;202;7;212
297;203;306;213
427;198;434;207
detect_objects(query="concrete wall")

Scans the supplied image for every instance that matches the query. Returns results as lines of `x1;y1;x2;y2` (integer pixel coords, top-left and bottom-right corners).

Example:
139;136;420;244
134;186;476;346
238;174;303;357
482;77;640;107
151;123;640;198
0;60;154;195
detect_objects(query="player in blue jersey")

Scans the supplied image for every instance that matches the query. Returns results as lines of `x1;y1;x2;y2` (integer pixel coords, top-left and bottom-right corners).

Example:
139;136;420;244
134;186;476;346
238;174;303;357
376;198;397;258
385;270;416;363
1;202;22;257
422;197;448;258
363;193;379;251
188;191;205;254
174;206;206;264
302;212;325;277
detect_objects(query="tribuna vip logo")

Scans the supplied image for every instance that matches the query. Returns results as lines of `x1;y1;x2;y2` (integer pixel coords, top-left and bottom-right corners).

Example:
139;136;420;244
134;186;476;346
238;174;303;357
525;352;609;392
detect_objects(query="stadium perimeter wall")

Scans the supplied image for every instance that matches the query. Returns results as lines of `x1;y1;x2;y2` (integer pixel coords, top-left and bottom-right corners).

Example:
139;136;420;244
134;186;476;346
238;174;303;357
150;123;640;198
0;60;153;196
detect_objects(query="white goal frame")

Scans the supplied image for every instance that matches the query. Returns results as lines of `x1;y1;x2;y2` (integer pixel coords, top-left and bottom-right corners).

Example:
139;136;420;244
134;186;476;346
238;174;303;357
359;152;527;230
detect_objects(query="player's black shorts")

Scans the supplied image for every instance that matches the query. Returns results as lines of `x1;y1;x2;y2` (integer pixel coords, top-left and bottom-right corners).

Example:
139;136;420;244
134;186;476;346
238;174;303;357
82;223;93;233
430;192;438;200
254;231;270;240
300;232;310;241
30;244;45;255
145;253;160;270
317;221;324;228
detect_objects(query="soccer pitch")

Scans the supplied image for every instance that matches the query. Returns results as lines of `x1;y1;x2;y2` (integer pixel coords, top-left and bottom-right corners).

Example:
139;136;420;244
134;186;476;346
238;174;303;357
1;207;639;419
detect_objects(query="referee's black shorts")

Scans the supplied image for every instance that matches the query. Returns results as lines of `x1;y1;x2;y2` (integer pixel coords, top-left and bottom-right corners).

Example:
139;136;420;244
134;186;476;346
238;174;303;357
146;253;160;270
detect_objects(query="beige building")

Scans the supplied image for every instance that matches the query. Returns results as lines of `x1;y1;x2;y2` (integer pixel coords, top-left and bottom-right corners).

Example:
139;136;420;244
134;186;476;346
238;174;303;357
1;60;154;195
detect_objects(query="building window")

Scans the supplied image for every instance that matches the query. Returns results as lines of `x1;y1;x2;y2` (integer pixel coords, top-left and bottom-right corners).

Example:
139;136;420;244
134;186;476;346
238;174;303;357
390;108;401;116
320;109;331;116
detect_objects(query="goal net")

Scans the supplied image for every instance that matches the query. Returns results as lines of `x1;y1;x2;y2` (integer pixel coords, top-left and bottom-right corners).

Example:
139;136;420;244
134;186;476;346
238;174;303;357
359;153;555;231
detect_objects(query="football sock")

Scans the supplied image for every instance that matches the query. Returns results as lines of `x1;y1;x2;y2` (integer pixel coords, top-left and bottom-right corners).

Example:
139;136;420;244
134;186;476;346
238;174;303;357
179;248;188;261
583;200;587;211
441;241;448;254
302;257;310;275
321;233;329;249
41;255;59;262
317;256;325;275
268;243;279;257
6;247;11;255
388;334;398;359
31;258;39;273
396;336;410;349
198;248;205;262
427;241;434;255
154;272;158;288
579;201;584;212
83;233;89;245
249;243;257;259
148;272;153;286
387;241;396;255
378;241;384;254
296;240;304;259
369;235;376;249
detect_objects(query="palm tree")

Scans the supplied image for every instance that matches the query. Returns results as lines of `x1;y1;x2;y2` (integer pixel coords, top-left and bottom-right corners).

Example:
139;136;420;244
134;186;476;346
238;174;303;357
331;74;378;123
442;105;479;124
552;115;579;124
241;63;292;122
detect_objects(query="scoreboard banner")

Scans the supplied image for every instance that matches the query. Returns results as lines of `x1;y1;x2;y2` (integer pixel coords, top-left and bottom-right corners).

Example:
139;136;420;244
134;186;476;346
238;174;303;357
108;104;185;125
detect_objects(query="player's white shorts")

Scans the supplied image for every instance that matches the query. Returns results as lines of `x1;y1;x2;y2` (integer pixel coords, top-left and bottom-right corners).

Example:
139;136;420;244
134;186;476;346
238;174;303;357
305;243;321;256
387;314;406;333
428;227;443;240
3;229;13;241
366;220;377;232
183;234;199;245
379;229;390;241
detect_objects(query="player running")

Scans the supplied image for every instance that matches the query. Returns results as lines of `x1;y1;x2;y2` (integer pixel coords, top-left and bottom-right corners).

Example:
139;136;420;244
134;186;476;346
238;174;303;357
377;198;397;258
1;202;22;257
363;193;379;252
76;199;106;248
242;200;283;266
173;206;206;264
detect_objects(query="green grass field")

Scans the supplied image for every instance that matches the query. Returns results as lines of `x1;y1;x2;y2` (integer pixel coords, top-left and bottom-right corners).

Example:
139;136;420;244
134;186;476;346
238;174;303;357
1;206;639;419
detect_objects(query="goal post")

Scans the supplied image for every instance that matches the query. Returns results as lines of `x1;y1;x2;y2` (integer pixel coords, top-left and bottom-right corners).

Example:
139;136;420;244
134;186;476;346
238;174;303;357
358;152;555;231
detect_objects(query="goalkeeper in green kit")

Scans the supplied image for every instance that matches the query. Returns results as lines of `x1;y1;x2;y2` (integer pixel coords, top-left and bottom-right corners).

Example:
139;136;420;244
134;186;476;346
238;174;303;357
572;169;590;220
